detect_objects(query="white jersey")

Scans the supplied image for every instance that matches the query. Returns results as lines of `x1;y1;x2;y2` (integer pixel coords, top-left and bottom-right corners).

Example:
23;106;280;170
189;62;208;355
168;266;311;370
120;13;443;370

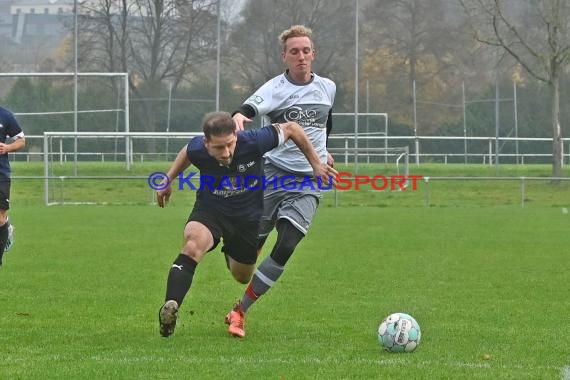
243;72;336;175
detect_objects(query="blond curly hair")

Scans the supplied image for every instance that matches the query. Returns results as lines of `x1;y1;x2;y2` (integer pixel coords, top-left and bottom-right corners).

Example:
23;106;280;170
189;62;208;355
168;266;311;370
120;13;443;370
278;25;314;52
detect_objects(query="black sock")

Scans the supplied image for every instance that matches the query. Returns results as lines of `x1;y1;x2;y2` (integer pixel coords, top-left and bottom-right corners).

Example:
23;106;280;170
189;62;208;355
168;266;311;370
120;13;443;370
0;222;8;265
165;254;198;306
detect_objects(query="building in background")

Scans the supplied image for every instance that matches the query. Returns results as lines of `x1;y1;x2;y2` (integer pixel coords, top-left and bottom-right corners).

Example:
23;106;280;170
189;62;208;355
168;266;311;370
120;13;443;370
0;0;175;70
9;0;73;44
0;1;76;71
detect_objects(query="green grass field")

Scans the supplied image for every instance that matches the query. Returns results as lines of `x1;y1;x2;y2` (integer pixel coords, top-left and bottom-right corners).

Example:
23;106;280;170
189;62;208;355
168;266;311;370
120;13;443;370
1;163;569;379
11;161;570;207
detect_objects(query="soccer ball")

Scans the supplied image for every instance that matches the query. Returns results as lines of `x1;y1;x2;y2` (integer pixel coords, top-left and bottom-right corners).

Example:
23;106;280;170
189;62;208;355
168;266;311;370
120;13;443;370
378;312;421;353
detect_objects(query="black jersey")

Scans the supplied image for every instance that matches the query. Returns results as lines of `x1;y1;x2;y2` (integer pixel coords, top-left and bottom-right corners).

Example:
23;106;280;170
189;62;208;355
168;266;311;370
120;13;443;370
186;125;279;221
0;107;24;180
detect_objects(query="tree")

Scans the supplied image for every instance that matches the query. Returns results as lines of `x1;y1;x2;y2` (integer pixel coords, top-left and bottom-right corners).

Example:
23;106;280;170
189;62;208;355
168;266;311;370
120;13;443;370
76;0;219;138
361;0;477;134
460;0;570;177
227;0;354;94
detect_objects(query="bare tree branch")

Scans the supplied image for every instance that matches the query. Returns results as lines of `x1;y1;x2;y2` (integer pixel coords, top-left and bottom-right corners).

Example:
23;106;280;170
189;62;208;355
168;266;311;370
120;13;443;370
490;14;549;82
493;1;546;73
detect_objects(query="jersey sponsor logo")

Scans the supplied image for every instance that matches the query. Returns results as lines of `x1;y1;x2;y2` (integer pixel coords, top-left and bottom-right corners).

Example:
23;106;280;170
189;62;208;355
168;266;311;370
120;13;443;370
284;106;317;122
237;160;256;173
288;94;299;100
212;175;257;197
313;90;323;101
247;95;264;105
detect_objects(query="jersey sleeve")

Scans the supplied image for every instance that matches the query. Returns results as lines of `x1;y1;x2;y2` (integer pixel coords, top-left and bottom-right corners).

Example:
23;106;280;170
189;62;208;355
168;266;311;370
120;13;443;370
243;79;275;116
250;125;279;155
327;79;337;105
186;136;202;161
5;111;24;139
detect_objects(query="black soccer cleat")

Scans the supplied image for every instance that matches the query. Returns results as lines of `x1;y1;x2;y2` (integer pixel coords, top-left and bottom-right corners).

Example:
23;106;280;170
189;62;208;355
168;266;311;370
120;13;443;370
159;300;179;337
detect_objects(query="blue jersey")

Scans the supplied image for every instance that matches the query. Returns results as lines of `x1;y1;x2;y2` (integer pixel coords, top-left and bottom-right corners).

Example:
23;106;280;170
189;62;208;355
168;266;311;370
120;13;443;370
0;107;24;180
186;125;279;221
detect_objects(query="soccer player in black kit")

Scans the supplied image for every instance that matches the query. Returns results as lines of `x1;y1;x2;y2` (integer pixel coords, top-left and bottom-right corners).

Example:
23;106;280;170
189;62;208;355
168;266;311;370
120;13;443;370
0;106;26;268
155;111;336;337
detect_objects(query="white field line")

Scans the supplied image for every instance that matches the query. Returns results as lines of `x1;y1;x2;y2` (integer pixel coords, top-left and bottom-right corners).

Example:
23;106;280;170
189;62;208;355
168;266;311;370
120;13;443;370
84;355;567;373
561;366;570;380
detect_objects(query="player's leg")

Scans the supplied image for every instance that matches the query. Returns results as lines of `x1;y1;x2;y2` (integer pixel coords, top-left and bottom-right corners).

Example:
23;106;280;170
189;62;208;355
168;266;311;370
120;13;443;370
239;219;305;314
222;244;257;284
0;210;8;268
253;163;283;258
164;221;214;304
0;180;11;268
238;194;319;314
159;209;220;337
5;218;14;252
222;219;259;284
225;257;256;284
221;221;258;338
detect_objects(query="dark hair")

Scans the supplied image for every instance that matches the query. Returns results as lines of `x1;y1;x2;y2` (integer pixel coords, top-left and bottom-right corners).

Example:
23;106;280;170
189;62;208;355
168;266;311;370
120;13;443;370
202;111;236;140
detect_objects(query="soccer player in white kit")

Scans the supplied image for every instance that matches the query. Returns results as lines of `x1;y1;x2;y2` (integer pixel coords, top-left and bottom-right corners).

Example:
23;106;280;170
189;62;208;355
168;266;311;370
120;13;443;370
227;25;336;338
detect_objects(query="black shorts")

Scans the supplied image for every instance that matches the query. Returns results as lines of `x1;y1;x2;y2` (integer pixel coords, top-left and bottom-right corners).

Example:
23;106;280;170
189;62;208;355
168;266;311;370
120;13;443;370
187;206;259;265
0;180;11;210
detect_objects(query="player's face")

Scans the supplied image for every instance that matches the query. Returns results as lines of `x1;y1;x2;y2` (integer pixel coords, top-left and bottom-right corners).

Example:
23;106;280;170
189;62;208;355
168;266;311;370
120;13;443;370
204;133;237;166
282;36;315;82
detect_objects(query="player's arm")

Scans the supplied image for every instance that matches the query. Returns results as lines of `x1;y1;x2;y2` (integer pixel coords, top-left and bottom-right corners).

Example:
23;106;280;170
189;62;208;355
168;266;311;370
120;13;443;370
8;137;25;152
273;122;337;185
326;109;333;142
325;109;334;167
157;144;192;208
0;129;26;154
0;134;25;154
233;80;273;131
232;104;256;131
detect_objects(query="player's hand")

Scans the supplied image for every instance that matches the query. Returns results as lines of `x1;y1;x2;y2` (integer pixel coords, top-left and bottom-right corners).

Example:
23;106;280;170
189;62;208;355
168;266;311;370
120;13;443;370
232;113;252;131
327;152;335;168
0;143;8;154
313;163;338;187
156;184;172;208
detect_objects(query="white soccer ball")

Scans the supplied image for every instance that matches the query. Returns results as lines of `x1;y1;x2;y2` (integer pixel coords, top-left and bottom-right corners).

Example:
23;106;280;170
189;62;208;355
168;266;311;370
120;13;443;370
378;312;421;353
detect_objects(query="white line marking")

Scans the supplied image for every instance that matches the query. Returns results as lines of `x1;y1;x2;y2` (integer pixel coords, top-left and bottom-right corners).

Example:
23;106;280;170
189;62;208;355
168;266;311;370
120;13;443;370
561;366;570;380
84;355;565;372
